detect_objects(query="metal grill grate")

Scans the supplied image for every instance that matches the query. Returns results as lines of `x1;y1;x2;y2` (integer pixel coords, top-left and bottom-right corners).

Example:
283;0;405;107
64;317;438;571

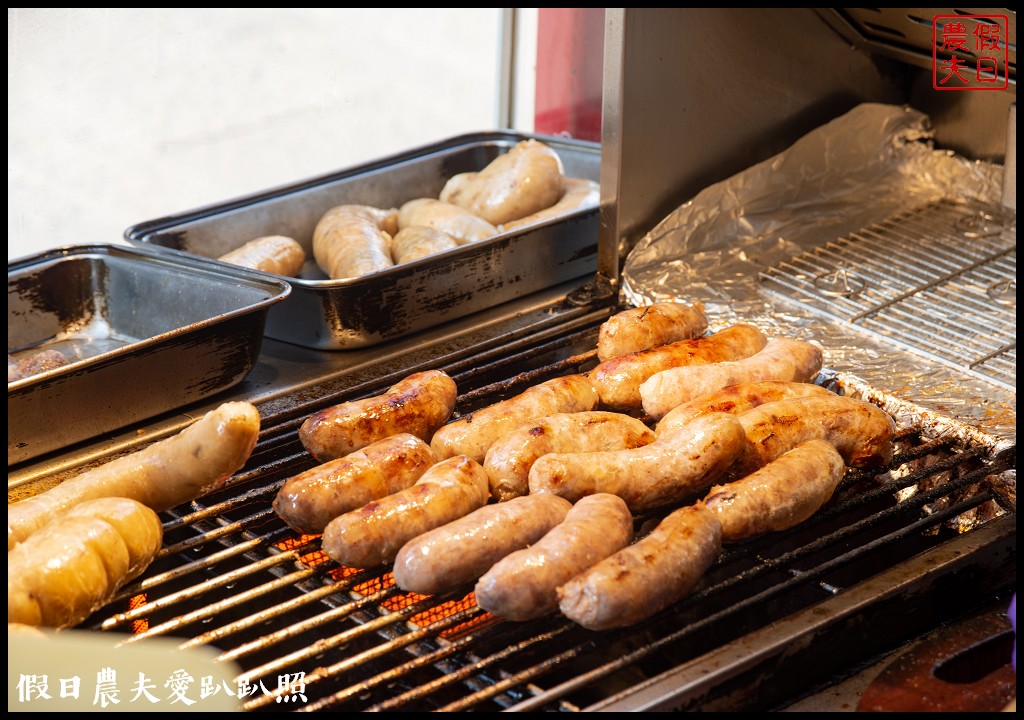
78;346;1016;712
758;198;1016;390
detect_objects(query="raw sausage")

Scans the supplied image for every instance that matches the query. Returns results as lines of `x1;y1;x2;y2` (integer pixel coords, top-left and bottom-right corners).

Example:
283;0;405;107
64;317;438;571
558;501;722;630
218;235;306;277
733;395;896;476
299;370;457;462
596;301;708;361
654;380;836;438
272;433;438;535
588;324;768;411
397;198;498;244
640;337;824;420
8;401;260;550
321;455;489;569
474;493;633;621
705;438;846;541
390;226;460;263
431;374;599;464
312;204;398;279
8;497;163;628
392;493;573;595
483;411;655;502
528;412;745;513
440;139;566;226
501;177;599;232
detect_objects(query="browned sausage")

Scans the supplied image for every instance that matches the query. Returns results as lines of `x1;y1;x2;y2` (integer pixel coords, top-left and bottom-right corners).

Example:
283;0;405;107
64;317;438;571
8;401;260;550
8;497;164;628
733;395;896;476
312;204;398;279
218;235;306;277
704;438;846;541
272;433;438;534
474;493;633;621
557;501;722;630
483;411;655;502
640;337;825;420
430;374;599;464
654;380;836;439
392;493;573;595
321;455;489;569
528;412;745;513
588;324;768;411
299;369;457;462
595;301;708;361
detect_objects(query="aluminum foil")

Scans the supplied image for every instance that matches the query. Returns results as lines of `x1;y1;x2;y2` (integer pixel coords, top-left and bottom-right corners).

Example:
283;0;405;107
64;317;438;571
621;103;1015;448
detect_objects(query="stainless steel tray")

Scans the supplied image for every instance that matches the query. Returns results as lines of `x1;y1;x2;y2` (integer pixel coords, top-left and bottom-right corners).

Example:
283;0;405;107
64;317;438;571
7;243;291;465
123;131;602;350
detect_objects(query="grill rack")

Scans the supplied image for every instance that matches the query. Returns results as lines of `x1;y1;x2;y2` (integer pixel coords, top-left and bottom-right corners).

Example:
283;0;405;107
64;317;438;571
758;197;1016;391
80;338;1016;712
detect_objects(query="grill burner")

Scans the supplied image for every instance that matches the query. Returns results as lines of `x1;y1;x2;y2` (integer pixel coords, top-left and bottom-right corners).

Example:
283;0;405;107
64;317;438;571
758;198;1017;390
77;330;1015;712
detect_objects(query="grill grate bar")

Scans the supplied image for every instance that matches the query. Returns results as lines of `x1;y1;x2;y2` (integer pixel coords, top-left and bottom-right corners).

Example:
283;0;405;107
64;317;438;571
106;551;306;634
233;588;439;685
759;198;1016;389
248;605;487;710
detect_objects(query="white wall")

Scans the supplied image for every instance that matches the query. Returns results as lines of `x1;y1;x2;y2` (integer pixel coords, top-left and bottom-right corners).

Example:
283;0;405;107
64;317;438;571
8;8;536;261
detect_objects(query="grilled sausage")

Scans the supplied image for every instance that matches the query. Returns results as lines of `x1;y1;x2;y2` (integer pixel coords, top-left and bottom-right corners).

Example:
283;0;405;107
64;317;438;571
218;235;306;277
595;301;708;362
321;455;489;569
273;433;438;535
588;324;768;411
397;198;498;244
640;337;825;420
431;374;599;464
558;501;722;630
440;139;566;226
299;369;457;462
474;493;633;621
528;412;745;513
483;411;655;502
312;204;398;279
8;497;163;628
8;401;260;550
390;226;460;263
654;380;836;439
733;395;896;476
705;438;846;542
392;493;573;595
501;177;600;232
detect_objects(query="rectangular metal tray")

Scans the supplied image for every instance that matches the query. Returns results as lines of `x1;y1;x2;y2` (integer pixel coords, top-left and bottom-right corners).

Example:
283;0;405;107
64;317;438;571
7;243;291;465
123;131;602;350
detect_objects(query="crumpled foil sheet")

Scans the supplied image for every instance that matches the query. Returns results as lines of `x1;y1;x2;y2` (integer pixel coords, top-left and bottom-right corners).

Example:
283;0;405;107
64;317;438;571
621;103;1015;449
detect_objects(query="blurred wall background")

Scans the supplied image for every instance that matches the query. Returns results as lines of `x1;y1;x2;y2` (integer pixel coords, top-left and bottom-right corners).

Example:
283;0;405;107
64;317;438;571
7;8;540;260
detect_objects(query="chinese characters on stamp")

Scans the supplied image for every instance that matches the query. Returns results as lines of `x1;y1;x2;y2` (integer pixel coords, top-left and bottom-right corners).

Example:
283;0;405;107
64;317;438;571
933;14;1009;90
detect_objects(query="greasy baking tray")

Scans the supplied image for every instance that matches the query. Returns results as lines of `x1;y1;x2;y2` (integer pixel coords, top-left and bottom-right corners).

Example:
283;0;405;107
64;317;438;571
7;243;290;466
123;131;602;350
